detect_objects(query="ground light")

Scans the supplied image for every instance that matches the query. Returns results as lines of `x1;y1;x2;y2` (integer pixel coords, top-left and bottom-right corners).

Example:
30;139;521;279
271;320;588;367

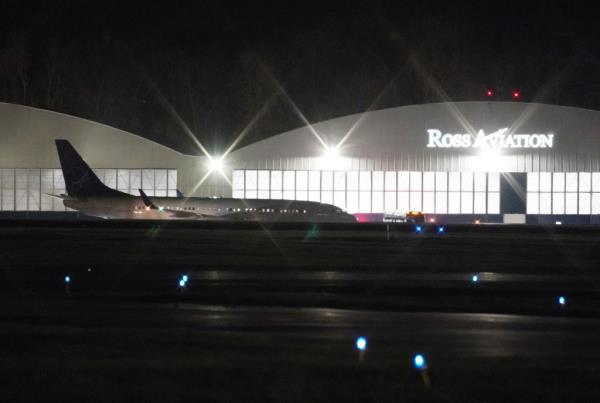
355;337;367;351
413;354;431;387
437;226;445;234
471;274;479;283
413;354;426;369
415;225;422;233
182;274;188;283
64;275;71;294
355;336;367;363
558;296;566;306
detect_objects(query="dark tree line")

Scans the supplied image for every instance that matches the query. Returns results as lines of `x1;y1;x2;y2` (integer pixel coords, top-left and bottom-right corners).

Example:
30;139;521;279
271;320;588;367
0;3;599;154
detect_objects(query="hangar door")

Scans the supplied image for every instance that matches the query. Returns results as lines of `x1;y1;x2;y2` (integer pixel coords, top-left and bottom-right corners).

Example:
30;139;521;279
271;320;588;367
500;173;527;214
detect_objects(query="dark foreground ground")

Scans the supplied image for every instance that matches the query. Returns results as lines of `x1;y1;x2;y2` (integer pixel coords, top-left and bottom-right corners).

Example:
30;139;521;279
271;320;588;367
2;220;600;402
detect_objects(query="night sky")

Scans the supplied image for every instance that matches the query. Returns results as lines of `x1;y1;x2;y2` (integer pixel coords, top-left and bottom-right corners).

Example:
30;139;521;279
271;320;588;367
1;1;598;154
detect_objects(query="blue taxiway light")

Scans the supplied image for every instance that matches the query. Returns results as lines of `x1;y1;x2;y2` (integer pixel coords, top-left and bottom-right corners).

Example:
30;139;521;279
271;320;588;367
558;296;566;306
182;275;188;283
415;225;422;233
413;354;426;369
64;276;70;283
471;275;479;283
437;226;445;233
355;337;367;351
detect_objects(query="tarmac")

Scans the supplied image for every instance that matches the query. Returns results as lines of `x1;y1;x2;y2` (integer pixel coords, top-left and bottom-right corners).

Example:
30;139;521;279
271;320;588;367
1;220;600;401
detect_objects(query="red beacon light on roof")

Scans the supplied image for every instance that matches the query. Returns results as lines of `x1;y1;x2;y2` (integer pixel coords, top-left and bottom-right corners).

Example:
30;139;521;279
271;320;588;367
512;90;521;100
486;89;494;97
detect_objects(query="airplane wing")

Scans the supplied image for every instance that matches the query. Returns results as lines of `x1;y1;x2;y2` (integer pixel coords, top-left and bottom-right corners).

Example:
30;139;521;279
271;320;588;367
163;209;203;219
45;193;78;201
137;189;215;219
45;193;66;200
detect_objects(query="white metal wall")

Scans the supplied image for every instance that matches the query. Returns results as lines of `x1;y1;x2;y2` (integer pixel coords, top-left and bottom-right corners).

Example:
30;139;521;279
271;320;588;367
0;168;177;211
226;103;600;181
228;152;600;174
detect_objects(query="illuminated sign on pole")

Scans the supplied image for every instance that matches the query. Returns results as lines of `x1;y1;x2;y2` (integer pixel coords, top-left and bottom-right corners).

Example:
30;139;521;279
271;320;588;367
426;128;554;149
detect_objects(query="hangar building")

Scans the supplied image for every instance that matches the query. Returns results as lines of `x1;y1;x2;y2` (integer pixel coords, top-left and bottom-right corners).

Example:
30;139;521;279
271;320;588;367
0;102;198;213
2;101;600;223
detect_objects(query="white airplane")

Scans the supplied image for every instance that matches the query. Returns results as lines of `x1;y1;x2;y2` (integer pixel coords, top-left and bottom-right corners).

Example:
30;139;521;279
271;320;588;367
53;139;357;223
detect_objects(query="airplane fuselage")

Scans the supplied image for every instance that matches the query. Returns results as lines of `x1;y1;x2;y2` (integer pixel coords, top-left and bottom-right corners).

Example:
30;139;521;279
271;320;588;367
63;196;357;223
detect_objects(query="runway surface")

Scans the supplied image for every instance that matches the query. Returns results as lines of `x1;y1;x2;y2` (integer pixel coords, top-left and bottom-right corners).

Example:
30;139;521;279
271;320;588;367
2;220;600;401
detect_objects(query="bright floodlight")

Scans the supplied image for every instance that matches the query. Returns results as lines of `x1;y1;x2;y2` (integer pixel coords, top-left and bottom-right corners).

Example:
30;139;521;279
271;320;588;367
64;276;70;283
324;145;339;160
558;296;566;306
355;336;367;351
474;148;502;172
471;275;479;283
320;145;343;170
208;156;224;173
413;354;426;369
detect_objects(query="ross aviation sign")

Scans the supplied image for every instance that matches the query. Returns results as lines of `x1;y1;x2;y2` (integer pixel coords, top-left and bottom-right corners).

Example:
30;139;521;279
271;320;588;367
426;128;554;149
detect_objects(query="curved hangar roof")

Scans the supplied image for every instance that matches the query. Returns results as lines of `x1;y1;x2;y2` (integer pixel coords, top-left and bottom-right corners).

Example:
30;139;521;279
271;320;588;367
0;102;202;193
227;102;600;173
0;102;191;167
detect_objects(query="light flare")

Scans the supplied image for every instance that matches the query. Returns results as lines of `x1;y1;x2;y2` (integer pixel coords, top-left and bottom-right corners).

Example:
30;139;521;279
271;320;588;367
208;155;224;174
473;148;504;172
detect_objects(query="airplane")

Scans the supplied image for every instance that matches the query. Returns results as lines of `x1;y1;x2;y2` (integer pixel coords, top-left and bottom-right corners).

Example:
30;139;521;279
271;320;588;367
52;139;357;223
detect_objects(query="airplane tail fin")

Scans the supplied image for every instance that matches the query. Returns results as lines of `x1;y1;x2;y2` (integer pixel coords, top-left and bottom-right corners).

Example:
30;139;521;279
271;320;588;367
55;139;123;198
139;189;158;209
